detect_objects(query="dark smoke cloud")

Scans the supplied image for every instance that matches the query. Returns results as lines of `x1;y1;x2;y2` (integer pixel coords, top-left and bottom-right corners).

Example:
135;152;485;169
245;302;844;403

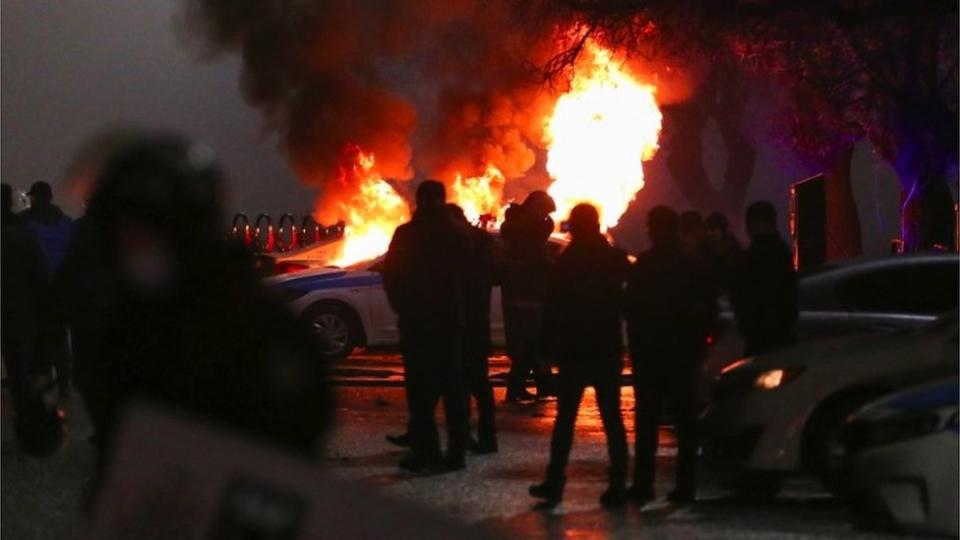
180;0;560;216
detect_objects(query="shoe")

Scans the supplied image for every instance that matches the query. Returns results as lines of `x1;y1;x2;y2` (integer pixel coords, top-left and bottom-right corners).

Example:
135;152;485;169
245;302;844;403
626;485;656;505
469;439;498;455
529;478;564;507
398;454;443;473
507;389;538;403
385;433;412;448
600;486;627;508
667;489;695;505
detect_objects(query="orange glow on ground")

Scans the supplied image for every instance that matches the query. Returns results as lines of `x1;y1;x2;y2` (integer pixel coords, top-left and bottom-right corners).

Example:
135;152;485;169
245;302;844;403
544;42;662;229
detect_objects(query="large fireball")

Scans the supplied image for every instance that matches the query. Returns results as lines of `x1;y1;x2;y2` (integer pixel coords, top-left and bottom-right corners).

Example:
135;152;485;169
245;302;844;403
545;43;662;230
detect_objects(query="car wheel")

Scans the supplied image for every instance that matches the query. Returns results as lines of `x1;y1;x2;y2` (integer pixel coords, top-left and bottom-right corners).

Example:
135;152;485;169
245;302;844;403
302;303;358;361
805;393;879;495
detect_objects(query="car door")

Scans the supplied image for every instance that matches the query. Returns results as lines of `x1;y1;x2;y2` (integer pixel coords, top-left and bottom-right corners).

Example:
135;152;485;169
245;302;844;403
836;260;959;334
365;258;400;346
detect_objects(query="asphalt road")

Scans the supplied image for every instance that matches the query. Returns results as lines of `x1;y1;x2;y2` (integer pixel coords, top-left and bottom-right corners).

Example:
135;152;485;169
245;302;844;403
1;354;921;540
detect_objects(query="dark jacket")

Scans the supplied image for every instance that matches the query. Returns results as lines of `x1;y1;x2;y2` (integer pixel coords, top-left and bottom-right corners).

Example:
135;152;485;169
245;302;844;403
1;210;49;353
383;206;471;336
546;233;629;362
731;234;798;354
463;226;495;359
626;243;718;357
20;204;74;274
499;203;554;305
94;246;331;455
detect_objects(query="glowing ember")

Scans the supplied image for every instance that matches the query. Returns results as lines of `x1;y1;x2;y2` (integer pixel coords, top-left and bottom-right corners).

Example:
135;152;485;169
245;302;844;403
325;149;410;267
544;42;662;229
451;164;506;224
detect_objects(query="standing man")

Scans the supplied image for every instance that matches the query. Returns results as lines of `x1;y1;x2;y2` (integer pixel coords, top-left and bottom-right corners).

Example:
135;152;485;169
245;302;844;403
500;191;556;402
384;181;471;472
448;204;498;454
732;201;798;355
529;204;629;508
704;211;742;294
20;181;74;400
626;206;718;505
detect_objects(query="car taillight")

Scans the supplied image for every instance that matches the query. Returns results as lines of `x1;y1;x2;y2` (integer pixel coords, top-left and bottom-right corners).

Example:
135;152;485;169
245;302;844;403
273;262;310;275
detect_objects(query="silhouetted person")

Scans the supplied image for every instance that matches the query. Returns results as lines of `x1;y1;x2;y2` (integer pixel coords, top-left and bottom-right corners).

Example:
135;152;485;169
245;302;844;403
529;204;629;508
21;181;74;274
704;211;742;294
384;181;471;472
500;190;556;402
448;204;498;454
680;210;709;259
732;201;798;355
83;134;331;486
626;206;718;505
1;184;63;456
20;181;74;398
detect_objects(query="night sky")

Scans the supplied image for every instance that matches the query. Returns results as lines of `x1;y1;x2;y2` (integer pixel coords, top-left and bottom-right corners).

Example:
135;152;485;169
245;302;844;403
2;0;905;255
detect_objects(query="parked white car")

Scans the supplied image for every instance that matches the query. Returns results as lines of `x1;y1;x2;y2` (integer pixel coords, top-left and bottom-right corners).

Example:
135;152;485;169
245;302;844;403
706;253;959;378
266;233;568;359
842;377;959;537
700;311;959;495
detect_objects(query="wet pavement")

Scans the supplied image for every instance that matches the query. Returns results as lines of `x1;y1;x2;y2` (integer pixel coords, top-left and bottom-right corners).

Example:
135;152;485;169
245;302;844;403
1;354;920;539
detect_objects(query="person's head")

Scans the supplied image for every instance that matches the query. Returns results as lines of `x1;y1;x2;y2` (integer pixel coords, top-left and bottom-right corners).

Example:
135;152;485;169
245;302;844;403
522;191;556;220
446;203;467;224
745;200;778;238
27;181;53;208
705;211;729;241
2;184;13;215
647;205;680;247
568;203;600;239
89;133;224;297
416;180;446;209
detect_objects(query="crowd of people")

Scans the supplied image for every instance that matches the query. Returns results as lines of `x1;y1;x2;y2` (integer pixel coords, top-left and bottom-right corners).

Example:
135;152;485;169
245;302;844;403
1;131;798;512
383;182;798;508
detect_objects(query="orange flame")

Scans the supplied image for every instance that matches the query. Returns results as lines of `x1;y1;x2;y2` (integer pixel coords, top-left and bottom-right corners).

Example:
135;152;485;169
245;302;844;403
544;42;662;230
450;164;506;224
324;149;410;267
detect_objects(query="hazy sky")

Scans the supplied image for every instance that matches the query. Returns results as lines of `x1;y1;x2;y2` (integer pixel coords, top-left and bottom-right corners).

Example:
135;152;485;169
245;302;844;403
2;1;904;256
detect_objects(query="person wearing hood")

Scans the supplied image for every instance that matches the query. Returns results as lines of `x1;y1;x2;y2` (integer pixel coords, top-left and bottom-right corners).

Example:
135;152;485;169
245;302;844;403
499;190;557;401
20;181;74;275
732;201;799;355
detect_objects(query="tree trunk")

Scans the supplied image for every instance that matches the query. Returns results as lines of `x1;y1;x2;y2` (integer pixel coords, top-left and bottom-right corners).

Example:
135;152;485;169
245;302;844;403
899;170;956;252
823;144;862;259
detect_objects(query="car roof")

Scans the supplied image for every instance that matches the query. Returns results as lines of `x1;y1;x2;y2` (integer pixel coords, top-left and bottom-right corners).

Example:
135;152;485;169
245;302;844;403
799;252;959;282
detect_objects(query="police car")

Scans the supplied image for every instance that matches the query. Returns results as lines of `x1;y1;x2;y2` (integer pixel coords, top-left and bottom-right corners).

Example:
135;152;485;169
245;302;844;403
266;233;568;359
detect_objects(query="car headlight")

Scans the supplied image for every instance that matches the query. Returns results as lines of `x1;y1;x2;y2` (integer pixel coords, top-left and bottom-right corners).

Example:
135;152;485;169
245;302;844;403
846;410;951;452
754;368;804;390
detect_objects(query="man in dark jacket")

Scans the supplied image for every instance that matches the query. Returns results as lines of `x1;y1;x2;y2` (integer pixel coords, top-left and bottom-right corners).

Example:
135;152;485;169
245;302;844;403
82;135;332;484
732;201;798;355
529;204;629;508
500;191;556;401
20;181;74;398
626;206;718;505
448;204;497;454
384;181;471;472
704;211;742;294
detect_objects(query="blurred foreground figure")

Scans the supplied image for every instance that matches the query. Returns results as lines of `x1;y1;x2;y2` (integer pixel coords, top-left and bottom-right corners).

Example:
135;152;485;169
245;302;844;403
384;181;470;472
732;201;798;355
448;204;498;454
500;191;556;402
529;204;629;508
1;184;65;456
626;206;717;504
83;134;331;480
